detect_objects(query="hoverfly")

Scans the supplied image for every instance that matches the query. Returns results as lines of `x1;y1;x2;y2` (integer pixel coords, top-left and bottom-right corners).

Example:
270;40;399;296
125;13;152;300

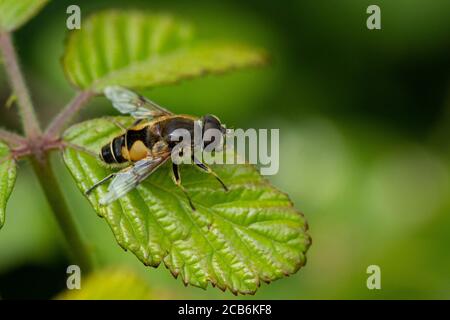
85;86;229;210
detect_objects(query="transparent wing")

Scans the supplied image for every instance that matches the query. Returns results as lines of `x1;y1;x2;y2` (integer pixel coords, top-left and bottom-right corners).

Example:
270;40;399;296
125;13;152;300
104;86;172;119
99;155;169;205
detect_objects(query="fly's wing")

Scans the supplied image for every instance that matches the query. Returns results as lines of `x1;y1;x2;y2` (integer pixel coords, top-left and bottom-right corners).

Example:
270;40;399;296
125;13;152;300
99;155;169;205
104;86;173;119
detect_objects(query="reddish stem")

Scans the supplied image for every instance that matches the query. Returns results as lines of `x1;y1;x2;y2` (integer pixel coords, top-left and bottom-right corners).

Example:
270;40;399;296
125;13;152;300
0;128;27;146
45;90;94;137
0;31;41;139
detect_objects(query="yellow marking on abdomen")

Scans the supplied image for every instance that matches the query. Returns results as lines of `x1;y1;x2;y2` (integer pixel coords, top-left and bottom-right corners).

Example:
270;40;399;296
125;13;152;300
128;140;150;161
121;146;130;161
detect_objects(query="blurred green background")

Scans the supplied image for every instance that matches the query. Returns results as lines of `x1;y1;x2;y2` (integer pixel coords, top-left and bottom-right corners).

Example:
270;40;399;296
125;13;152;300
1;0;450;299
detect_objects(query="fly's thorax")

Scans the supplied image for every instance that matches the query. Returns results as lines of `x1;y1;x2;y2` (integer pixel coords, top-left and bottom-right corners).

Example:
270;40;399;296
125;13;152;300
151;140;169;157
159;116;197;148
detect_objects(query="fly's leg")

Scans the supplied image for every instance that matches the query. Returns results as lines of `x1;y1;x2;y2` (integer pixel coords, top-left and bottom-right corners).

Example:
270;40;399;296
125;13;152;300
63;142;99;158
86;162;137;196
171;163;196;211
108;118;128;132
193;156;228;191
85;173;115;195
111;117;143;130
132;119;144;127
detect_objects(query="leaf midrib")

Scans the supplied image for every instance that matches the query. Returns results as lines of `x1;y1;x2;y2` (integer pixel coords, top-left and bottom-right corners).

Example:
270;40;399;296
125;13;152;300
147;180;228;286
90;46;190;90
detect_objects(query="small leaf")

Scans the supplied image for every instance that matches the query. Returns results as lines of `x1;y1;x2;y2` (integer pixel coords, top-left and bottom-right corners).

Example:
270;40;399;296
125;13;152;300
0;141;16;228
56;266;154;300
0;0;49;32
62;117;310;294
5;93;17;109
62;10;268;93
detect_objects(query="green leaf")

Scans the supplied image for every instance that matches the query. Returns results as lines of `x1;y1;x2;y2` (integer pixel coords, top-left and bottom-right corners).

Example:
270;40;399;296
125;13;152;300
0;141;16;228
62;10;268;93
62;117;310;295
56;266;154;300
0;0;49;32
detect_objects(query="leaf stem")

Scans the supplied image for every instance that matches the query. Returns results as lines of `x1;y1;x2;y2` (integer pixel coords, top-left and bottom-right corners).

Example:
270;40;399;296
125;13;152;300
0;31;41;139
31;155;94;273
45;90;94;138
0;127;27;146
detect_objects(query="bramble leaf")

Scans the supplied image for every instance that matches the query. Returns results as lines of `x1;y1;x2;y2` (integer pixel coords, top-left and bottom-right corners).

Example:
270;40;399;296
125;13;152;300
62;117;310;295
62;10;268;93
0;141;16;228
0;0;49;32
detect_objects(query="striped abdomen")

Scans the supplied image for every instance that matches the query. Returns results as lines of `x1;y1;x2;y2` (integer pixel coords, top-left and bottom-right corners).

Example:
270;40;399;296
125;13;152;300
100;127;151;164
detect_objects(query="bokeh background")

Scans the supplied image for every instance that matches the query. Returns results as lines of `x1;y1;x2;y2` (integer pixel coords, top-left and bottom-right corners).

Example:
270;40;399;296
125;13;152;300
1;0;450;299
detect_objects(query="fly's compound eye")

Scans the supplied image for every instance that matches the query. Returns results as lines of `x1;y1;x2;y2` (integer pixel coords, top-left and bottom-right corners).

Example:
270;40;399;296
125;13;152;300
202;114;221;132
202;115;226;149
